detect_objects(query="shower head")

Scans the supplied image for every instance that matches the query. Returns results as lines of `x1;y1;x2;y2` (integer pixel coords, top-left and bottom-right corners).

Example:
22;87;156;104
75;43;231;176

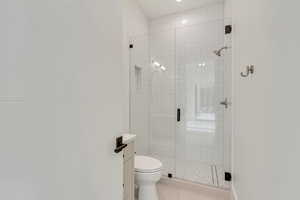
213;49;222;57
214;46;230;57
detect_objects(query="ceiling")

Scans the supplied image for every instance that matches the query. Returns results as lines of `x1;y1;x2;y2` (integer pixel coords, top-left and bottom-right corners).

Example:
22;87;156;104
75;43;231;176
137;0;224;19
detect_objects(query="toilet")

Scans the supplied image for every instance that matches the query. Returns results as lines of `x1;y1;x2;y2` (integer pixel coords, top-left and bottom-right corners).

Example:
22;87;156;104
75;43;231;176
135;155;162;200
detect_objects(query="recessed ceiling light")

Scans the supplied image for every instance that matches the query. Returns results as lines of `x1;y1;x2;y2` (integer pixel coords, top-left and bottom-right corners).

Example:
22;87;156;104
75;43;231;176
176;0;182;2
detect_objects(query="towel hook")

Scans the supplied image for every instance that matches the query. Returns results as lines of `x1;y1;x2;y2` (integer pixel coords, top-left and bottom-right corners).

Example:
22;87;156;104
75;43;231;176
241;65;254;77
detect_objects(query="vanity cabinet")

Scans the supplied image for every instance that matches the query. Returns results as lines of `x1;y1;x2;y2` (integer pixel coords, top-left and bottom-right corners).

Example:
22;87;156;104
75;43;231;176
123;142;135;200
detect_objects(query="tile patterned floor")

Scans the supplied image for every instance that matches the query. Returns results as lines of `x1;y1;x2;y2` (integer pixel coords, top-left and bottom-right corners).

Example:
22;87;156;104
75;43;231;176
157;178;231;200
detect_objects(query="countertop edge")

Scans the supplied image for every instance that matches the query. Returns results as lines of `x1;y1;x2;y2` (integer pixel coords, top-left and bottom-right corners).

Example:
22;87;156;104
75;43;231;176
122;134;136;144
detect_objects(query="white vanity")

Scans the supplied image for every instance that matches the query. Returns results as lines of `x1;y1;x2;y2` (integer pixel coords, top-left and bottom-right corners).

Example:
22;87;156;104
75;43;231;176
122;134;136;200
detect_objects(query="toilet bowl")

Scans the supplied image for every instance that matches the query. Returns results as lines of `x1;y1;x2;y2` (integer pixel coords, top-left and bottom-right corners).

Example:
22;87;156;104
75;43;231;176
135;155;162;200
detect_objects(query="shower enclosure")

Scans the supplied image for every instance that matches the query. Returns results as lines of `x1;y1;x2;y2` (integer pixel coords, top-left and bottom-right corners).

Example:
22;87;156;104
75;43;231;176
129;19;232;188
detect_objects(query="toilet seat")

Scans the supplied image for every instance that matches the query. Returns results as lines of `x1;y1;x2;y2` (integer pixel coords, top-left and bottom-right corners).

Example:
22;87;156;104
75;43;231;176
135;156;162;173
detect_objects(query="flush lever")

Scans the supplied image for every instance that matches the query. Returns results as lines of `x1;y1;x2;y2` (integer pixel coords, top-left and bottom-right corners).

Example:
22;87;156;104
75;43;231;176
220;98;231;109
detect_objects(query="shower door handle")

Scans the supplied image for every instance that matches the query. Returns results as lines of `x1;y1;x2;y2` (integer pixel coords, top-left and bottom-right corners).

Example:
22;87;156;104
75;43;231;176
177;108;181;122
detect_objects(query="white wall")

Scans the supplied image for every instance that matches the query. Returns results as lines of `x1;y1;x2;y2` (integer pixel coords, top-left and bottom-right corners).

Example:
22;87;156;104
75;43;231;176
0;0;123;200
232;0;300;199
123;0;149;38
224;0;232;19
122;0;149;154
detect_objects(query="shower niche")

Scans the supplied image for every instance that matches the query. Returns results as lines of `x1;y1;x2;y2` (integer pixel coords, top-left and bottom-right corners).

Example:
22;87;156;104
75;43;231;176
134;66;142;92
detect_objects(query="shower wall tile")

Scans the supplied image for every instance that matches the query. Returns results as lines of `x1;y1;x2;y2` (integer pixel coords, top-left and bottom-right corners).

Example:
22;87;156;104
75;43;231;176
149;28;176;175
150;31;175;57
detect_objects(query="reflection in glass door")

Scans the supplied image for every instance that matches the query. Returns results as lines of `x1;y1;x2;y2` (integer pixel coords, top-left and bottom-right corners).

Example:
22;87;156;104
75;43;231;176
175;20;227;187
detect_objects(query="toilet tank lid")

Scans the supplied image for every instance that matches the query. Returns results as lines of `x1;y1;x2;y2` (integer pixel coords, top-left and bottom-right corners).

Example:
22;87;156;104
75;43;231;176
135;156;162;172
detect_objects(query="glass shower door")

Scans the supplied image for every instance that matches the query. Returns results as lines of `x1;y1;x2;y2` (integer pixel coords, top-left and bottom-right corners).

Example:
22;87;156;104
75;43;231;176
148;29;176;177
175;20;226;187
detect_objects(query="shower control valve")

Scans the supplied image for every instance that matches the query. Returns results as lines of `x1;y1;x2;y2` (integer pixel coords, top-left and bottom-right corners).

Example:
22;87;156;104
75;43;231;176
220;98;231;109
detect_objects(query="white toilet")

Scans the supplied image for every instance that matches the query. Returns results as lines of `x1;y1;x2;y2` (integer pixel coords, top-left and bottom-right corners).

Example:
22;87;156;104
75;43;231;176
135;155;162;200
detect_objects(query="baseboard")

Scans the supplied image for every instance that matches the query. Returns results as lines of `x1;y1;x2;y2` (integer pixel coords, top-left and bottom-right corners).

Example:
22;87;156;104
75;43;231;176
231;184;238;200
